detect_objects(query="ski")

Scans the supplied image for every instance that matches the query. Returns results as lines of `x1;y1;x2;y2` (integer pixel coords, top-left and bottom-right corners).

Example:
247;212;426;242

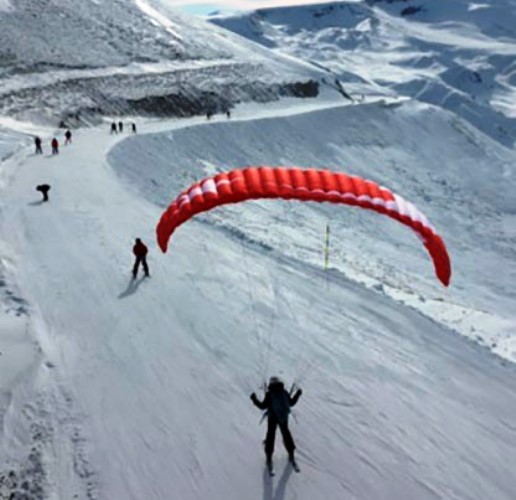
289;458;300;473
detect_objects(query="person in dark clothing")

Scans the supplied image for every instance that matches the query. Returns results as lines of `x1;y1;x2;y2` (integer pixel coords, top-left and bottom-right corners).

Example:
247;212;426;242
36;184;51;202
226;109;231;119
110;122;118;135
251;377;302;469
34;136;43;154
51;138;59;155
118;121;124;133
132;238;149;279
65;129;72;145
131;122;137;134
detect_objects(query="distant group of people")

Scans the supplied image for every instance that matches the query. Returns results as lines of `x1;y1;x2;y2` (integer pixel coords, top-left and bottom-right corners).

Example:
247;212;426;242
34;129;73;157
206;109;231;120
110;121;137;135
33;129;74;203
32;124;150;280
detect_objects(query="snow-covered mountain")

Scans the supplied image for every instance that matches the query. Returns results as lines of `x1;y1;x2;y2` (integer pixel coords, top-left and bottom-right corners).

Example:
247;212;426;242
0;0;325;125
211;0;516;147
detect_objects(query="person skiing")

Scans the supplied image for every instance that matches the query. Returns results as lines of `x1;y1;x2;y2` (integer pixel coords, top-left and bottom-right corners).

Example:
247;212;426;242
251;377;302;474
110;122;117;135
34;136;43;154
118;121;124;133
132;238;150;279
51;138;59;155
36;184;51;202
65;129;72;144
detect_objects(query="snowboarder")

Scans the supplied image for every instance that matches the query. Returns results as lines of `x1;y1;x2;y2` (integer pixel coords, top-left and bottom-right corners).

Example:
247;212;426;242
65;129;72;145
251;377;302;474
132;238;150;279
51;138;59;155
118;121;124;133
34;136;43;154
36;184;51;202
110;122;118;135
131;122;137;134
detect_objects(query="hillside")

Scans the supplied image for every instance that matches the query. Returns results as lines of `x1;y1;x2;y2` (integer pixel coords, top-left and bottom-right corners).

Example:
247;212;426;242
0;0;325;125
211;0;516;147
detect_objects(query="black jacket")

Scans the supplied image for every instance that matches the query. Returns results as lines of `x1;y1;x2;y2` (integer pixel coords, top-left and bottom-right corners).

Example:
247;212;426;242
251;382;302;424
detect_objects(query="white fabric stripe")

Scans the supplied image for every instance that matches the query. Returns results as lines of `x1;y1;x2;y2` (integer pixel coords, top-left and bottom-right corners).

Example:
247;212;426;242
188;186;203;199
171;176;436;235
201;179;218;194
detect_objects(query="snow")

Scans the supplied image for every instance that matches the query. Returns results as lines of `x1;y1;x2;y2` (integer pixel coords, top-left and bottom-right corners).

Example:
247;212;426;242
0;0;326;124
0;0;11;13
211;0;516;147
0;96;514;498
1;1;516;499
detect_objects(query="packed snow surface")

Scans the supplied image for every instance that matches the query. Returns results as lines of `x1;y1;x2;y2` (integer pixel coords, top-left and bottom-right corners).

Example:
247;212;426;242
1;1;516;499
0;97;515;499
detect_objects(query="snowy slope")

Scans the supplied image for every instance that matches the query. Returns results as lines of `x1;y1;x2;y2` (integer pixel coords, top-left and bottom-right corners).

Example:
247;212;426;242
1;1;516;499
0;97;515;499
0;0;326;124
211;0;516;147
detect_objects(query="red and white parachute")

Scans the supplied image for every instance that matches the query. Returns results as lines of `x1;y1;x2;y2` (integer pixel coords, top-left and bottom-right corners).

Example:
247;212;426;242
156;167;451;286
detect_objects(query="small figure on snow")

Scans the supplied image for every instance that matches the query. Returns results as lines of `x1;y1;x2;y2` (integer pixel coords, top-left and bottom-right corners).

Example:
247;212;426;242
51;137;59;155
118;121;124;133
132;238;150;279
34;136;43;155
131;122;137;134
36;184;51;202
226;109;231;119
110;122;118;135
251;377;302;474
65;129;72;145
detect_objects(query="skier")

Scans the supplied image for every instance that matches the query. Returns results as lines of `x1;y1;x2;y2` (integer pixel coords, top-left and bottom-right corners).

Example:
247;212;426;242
34;136;43;154
132;238;150;279
251;377;302;475
110;122;117;135
131;122;137;134
65;129;72;144
118;121;124;133
36;184;51;202
51;138;59;155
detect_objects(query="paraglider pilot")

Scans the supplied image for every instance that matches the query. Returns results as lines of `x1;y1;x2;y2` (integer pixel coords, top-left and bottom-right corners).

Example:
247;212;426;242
251;377;302;469
132;238;150;279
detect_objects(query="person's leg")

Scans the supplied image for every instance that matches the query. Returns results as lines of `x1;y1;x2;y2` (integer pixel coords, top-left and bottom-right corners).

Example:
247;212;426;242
142;257;149;276
133;256;141;278
279;422;296;459
264;419;277;462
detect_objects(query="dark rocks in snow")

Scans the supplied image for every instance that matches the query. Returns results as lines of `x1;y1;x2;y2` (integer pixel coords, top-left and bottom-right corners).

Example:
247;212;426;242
401;6;424;16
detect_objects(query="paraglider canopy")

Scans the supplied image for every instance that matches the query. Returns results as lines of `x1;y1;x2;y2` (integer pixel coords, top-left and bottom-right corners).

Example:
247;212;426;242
156;167;451;286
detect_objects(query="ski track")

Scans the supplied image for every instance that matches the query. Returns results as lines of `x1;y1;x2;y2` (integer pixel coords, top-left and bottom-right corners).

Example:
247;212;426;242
0;99;515;499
